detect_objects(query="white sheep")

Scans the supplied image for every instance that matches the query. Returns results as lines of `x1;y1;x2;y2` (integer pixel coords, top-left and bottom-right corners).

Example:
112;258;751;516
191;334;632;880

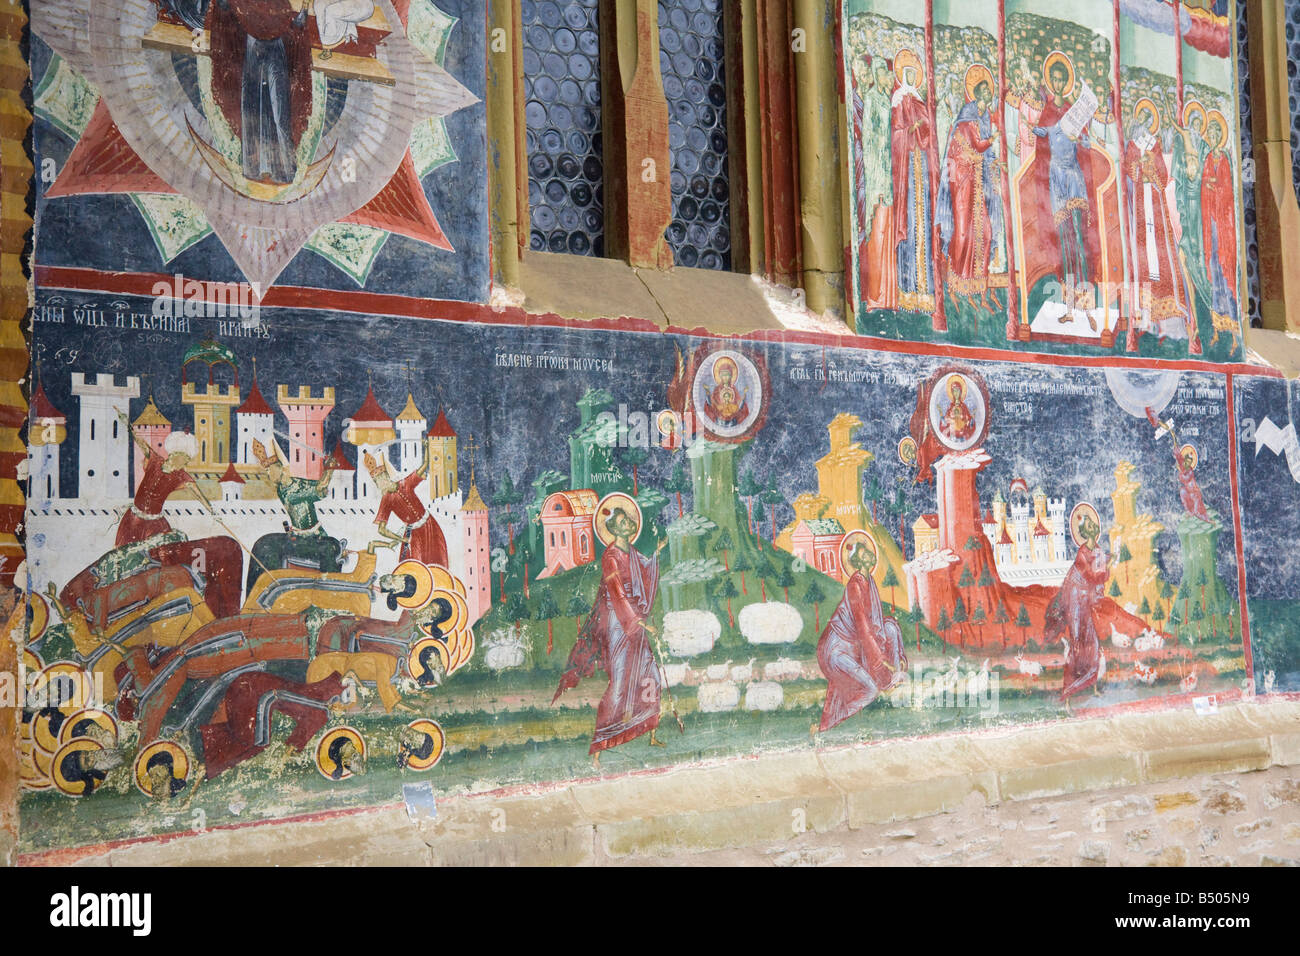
696;680;741;712
1134;632;1164;653
743;681;784;712
763;657;803;682
1108;622;1132;648
730;658;757;682
1133;661;1157;685
1014;654;1043;678
704;659;733;681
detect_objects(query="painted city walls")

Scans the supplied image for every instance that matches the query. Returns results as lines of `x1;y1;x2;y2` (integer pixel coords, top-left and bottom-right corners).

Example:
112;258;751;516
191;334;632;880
10;0;1297;862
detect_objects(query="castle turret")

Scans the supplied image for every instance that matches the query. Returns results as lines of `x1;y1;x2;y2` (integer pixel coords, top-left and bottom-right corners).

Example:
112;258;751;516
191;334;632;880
28;380;66;502
462;479;490;623
131;396;172;494
71;372;140;500
344;384;394;501
181;340;240;468
236;362;275;467
277;385;335;480
219;462;245;501
327;439;355;501
426;407;458;500
395;393;427;478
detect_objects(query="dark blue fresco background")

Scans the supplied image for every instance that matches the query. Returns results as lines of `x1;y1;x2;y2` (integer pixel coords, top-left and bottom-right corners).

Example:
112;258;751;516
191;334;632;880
30;289;1242;605
30;1;490;303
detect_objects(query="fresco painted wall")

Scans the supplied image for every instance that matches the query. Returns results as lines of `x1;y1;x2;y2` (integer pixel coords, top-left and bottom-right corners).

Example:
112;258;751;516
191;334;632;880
13;0;1292;861
842;0;1246;360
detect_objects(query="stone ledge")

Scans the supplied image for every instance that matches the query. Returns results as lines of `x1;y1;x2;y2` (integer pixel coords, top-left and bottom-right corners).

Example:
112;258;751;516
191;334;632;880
19;699;1300;866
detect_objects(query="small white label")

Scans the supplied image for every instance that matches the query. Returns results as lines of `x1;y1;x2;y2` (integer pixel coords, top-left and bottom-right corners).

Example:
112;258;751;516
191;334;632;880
1193;694;1218;716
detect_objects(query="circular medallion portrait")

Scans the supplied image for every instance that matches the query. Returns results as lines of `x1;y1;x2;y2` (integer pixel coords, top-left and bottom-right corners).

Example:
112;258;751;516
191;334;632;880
316;726;366;781
928;371;988;452
398;719;446;772
690;349;768;442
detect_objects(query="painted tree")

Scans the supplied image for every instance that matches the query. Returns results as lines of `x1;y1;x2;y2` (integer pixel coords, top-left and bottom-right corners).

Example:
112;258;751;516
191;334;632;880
1159;578;1175;619
712;528;735;571
881;566;900;609
492;471;524;554
1118;542;1133;586
972;604;988;638
760;477;785;544
936;607;952;645
535;586;561;654
506;592;527;630
733;548;753;595
738;468;762;537
1108;579;1122;599
1139;596;1152;620
994;602;1011;649
1015;602;1031;643
952;594;968;647
620;446;648;496
803;578;827;631
910;599;924;652
977;565;994;588
958;566;975;589
886;482;910;555
1197;569;1208;613
718;576;740;629
863;470;884;523
566;590;589;633
665;460;690;518
1151;600;1166;627
753;551;774;602
777;563;796;602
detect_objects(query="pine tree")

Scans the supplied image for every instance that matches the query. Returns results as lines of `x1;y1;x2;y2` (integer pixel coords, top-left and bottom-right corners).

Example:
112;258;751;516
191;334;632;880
937;607;952;644
863;470;884;523
665;460;690;518
803;578;827;631
761;478;785;544
952;594;968;647
718;577;740;628
620;446;648;496
738;469;762;537
535;586;561;654
977;565;994;588
911;600;924;652
881;566;900;609
1015;602;1031;643
492;471;524;554
566;590;588;633
777;563;795;603
1197;569;1208;613
1139;596;1152;619
713;528;735;571
958;566;975;588
506;593;526;630
1108;579;1122;599
733;548;753;595
1151;601;1166;626
994;602;1011;649
1118;542;1133;585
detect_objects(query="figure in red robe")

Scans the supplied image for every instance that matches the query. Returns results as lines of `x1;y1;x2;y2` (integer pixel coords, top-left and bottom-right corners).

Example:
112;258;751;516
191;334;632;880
889;52;935;313
938;376;976;444
1046;511;1109;707
207;0;313;185
1200;113;1238;325
816;537;905;731
853;57;898;311
1174;445;1212;522
554;505;666;767
367;450;449;568
117;431;201;547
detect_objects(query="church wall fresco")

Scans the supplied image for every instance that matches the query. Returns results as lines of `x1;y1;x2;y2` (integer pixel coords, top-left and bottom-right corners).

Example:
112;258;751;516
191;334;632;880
13;0;1292;863
842;0;1246;360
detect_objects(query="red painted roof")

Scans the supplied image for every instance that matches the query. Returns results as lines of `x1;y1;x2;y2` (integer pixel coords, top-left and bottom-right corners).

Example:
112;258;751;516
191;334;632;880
1033;519;1051;537
237;375;274;416
329;439;355;471
919;513;939;529
351;385;391;423
219;462;244;484
428;406;456;438
31;382;64;421
999;528;1013;545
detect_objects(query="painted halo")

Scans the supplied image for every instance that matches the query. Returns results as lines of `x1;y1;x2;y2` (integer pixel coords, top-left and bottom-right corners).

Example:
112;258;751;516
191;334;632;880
656;408;681;438
1179;443;1199;471
1042;50;1076;97
1205;109;1229;146
409;635;448;679
20;737;51;791
392;559;435;610
419;587;468;639
134;740;191;797
400;719;446;772
22;647;43;675
840;529;879;576
594;492;643;548
26;592;49;643
58;708;119;748
31;708;64;754
898;435;918;467
33;662;95;715
315;726;366;781
964;63;994;103
1069;502;1102;548
52;739;107;797
690;347;767;442
1132;97;1160;133
1182;99;1207;131
894;48;923;83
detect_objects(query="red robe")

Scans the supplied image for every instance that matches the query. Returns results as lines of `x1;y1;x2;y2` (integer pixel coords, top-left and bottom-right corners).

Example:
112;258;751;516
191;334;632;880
944;119;996;293
115;454;195;547
1046;545;1108;701
554;544;661;754
200;671;344;779
375;471;449;567
890;91;930;249
817;571;905;731
1176;452;1211;522
1200;150;1237;301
